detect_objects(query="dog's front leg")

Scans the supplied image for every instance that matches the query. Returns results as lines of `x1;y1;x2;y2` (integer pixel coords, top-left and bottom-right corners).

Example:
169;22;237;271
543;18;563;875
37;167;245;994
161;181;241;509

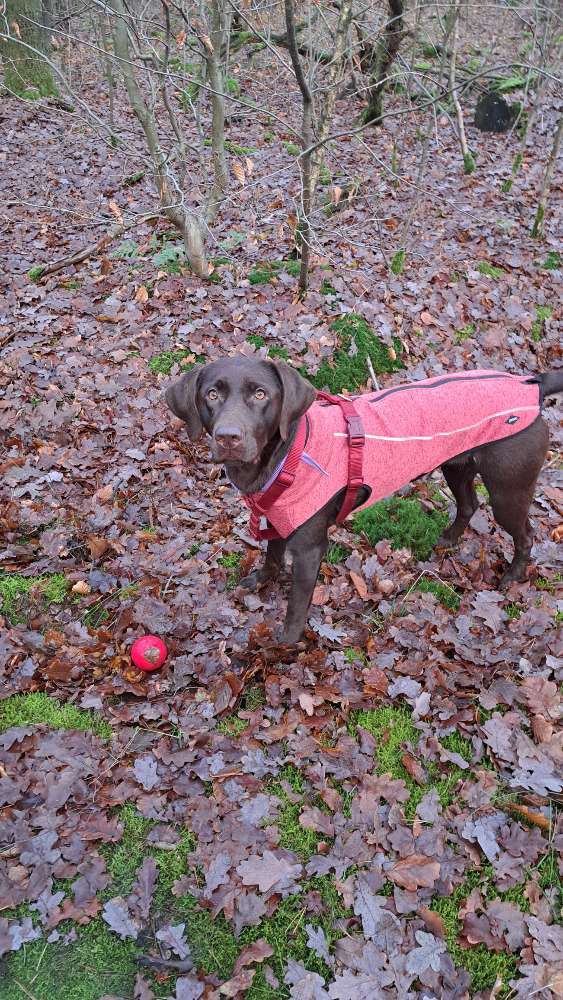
280;512;330;642
280;539;327;643
240;537;285;591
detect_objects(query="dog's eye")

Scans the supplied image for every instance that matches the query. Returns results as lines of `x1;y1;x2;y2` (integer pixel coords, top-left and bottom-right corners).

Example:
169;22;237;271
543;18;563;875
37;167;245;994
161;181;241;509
207;388;218;401
254;388;266;400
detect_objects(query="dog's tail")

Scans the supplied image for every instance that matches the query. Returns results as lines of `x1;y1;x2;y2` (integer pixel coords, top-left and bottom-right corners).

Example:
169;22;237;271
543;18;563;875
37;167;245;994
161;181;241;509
540;372;563;398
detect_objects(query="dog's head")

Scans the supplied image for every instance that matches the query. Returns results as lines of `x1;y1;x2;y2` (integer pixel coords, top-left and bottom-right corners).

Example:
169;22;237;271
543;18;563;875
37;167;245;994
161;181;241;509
165;356;316;464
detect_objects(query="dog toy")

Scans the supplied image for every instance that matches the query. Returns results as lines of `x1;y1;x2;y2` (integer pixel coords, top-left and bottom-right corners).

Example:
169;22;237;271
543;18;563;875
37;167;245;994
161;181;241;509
131;635;168;671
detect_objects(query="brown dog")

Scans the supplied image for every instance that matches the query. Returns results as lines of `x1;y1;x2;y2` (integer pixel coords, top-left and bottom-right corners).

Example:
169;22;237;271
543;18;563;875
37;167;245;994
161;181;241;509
166;358;562;642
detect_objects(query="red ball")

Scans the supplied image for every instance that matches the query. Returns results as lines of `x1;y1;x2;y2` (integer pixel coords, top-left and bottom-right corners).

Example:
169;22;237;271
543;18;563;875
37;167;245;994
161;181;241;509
131;635;168;672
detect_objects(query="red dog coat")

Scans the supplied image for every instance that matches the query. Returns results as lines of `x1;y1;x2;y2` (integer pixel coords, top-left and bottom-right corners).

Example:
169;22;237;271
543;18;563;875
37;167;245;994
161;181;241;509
244;370;542;540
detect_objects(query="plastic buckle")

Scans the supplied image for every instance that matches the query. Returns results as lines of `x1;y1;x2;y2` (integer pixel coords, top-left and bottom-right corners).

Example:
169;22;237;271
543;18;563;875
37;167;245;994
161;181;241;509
277;469;296;488
346;414;364;444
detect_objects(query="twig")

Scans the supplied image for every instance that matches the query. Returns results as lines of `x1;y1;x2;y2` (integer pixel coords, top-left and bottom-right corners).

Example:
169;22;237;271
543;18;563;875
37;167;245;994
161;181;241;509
366;355;379;390
30;213;159;280
138;955;195;972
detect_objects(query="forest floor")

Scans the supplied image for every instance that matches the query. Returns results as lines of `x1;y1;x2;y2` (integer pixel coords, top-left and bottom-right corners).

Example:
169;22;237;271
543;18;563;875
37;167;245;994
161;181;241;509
0;21;562;1000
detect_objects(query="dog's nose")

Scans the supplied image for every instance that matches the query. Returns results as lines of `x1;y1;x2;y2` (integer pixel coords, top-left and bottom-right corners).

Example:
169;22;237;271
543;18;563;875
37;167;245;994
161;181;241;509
215;426;243;447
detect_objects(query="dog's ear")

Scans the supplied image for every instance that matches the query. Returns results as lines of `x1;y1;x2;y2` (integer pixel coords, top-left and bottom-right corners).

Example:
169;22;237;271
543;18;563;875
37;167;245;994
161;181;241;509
272;361;316;441
164;366;204;440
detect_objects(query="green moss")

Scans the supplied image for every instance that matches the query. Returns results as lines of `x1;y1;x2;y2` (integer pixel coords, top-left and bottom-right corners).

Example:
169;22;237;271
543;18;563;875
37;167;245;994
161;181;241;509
244;875;347;998
148;349;195;374
505;602;523;620
0;572;68;624
240;684;266;710
27;265;46;282
283;141;301;156
531;304;552;342
477;261;505;279
463;152;476;175
225;140;255;155
218;551;243;589
421;42;440;58
351;706;470;818
431;887;518;995
414;575;460;611
535;573;562;592
265;764;323;859
320;277;337;296
0;692;112;739
123;170;145;186
325;542;349;565
311;314;403;394
217;715;249;737
440;732;473;762
454;322;476;343
538;250;560;270
247;333;266;348
3;915;139;1000
391;250;405;275
111;238;139;260
248;259;300;284
4;804;197;1000
344;647;367;664
352;496;448;560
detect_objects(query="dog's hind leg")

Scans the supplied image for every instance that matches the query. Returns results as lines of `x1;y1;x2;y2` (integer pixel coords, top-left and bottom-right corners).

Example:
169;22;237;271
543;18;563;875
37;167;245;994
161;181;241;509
478;419;549;585
438;457;479;546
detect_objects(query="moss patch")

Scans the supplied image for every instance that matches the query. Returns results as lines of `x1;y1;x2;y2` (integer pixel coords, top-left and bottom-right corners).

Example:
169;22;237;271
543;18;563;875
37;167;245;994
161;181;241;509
431;877;519;996
265;765;323;860
351;706;471;819
0;692;112;739
352;496;448;560
325;542;349;565
477;261;505;279
248;259;300;284
149;349;199;375
218;551;243;589
0;572;68;624
454;322;476;343
531;304;552;342
311;314;403;394
217;714;249;737
414;575;460;611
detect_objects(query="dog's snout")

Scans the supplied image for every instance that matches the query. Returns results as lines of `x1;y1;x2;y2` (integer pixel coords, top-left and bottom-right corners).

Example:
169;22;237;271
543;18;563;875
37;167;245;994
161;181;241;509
215;426;243;446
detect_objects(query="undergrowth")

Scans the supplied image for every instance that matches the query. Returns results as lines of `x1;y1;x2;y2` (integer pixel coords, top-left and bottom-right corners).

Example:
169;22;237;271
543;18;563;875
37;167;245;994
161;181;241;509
311;314;403;393
0;572;68;624
352;496;448;560
350;705;472;820
0;692;112;739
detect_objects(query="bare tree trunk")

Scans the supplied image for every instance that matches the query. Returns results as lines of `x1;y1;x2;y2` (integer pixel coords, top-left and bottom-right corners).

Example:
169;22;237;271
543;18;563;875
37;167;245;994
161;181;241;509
1;0;58;96
531;113;562;237
284;0;313;295
110;0;208;277
309;0;353;194
448;2;474;174
363;0;403;125
206;0;228;221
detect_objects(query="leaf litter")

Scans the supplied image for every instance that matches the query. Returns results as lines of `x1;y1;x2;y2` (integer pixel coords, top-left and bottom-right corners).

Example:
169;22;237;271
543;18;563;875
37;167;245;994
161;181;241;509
0;31;562;1000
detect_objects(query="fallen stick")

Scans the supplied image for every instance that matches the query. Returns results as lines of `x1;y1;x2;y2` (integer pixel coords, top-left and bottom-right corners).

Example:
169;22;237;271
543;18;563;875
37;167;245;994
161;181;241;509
29;212;159;280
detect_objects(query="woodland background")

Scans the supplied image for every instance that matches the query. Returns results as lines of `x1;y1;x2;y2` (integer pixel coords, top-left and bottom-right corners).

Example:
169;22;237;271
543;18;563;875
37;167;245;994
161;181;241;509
0;1;562;999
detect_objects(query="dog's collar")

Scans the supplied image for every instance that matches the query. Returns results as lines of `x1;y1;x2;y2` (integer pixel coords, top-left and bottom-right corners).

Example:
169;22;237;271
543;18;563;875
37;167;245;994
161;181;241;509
243;416;308;540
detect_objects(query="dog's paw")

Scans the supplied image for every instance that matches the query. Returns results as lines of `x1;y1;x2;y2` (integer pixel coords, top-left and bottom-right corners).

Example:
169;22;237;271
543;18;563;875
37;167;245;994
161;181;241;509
436;529;460;548
239;570;261;591
498;566;528;589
